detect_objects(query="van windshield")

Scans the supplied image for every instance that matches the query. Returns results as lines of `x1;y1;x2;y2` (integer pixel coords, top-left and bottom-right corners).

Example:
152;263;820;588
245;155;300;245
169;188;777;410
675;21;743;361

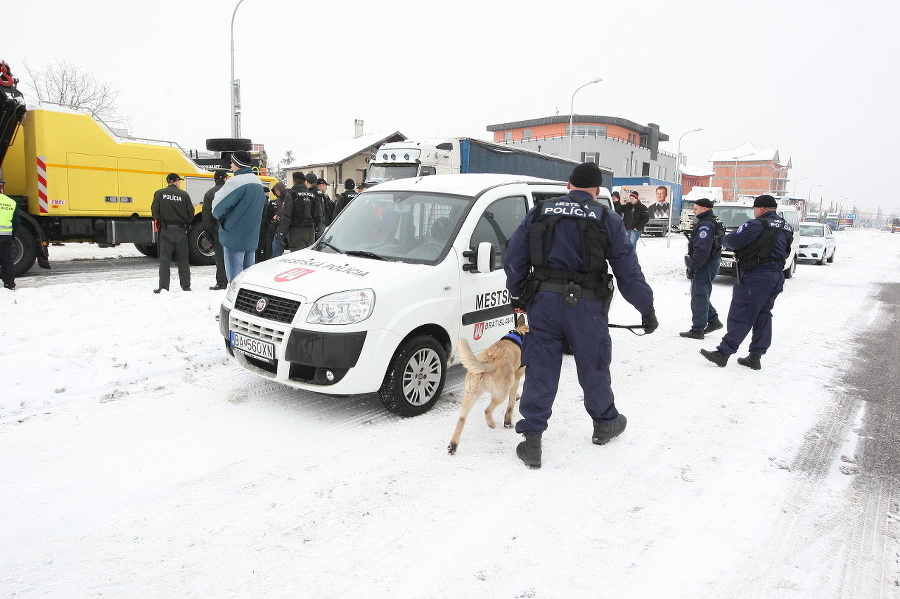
717;206;755;229
315;190;471;263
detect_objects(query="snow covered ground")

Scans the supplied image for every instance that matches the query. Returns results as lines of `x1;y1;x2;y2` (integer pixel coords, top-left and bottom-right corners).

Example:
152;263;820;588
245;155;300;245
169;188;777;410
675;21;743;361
1;231;898;598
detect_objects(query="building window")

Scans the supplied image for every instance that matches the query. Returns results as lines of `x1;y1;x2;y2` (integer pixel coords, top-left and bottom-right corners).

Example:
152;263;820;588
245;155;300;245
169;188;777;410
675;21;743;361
503;131;512;142
566;124;607;138
624;158;630;174
522;129;532;140
582;152;600;164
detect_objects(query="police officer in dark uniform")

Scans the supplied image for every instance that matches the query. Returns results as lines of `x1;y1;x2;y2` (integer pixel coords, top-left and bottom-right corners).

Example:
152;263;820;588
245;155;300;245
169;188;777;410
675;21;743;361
202;169;229;289
680;198;724;339
700;194;793;370
334;178;358;218
151;173;195;293
504;162;658;469
306;172;325;238
282;172;319;250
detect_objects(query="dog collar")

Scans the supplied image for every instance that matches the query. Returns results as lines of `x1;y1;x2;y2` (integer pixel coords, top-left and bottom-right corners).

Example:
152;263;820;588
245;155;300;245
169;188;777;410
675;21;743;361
502;330;523;348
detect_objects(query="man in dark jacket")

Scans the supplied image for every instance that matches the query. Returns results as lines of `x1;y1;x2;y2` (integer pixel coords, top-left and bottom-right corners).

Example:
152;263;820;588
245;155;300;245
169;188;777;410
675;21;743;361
283;172;319;250
306;173;325;238
701;195;793;370
270;181;289;257
334;179;359;218
504;162;658;469
620;191;649;247
151;173;195;293
680;198;723;339
202;169;229;289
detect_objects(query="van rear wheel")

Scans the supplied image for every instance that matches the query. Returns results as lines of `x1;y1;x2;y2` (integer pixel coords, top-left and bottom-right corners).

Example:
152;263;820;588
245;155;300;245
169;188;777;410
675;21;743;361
379;335;446;416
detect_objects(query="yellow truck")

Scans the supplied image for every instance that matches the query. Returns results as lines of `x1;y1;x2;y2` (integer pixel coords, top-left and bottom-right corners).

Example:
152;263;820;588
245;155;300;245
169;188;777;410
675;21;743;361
1;97;272;276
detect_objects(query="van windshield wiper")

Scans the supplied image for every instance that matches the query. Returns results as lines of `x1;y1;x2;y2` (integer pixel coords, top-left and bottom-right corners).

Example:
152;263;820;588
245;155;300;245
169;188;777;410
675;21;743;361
345;250;387;261
320;242;345;254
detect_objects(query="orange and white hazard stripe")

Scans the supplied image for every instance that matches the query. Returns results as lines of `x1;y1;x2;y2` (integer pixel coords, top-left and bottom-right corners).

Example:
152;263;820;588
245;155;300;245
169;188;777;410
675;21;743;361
37;155;49;213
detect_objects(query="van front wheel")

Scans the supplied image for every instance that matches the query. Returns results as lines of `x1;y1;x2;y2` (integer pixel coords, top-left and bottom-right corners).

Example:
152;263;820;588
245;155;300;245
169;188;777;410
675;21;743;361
379;335;446;416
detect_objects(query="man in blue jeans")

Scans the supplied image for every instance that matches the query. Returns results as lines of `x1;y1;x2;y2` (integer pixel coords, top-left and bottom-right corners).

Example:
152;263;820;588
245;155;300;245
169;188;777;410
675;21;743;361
621;191;648;248
680;198;723;339
212;151;266;282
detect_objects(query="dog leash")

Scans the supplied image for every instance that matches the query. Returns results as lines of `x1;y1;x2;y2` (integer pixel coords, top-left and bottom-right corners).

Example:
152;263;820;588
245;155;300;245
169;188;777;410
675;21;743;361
608;323;648;336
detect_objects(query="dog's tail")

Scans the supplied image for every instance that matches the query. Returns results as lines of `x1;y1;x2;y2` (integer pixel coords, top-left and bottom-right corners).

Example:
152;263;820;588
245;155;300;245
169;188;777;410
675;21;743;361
457;338;497;374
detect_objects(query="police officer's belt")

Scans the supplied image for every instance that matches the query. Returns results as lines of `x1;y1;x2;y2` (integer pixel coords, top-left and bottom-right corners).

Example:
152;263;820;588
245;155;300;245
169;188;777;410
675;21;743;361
538;281;602;300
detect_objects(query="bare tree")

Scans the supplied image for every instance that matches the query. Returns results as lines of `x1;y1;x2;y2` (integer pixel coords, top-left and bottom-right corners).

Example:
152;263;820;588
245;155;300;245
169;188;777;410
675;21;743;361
23;59;121;124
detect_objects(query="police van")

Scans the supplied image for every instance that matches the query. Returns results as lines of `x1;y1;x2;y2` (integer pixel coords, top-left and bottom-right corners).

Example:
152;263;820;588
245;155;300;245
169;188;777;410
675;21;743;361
712;201;801;278
218;173;612;416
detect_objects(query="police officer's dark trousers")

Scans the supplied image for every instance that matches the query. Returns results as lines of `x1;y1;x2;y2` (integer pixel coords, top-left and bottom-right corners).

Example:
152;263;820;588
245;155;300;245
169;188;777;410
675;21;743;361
515;291;618;435
690;256;721;330
717;268;783;356
157;225;191;290
210;223;227;288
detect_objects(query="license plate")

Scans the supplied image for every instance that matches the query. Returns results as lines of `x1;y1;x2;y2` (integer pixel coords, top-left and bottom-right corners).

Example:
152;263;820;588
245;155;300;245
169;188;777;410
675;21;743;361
721;259;733;267
230;331;275;363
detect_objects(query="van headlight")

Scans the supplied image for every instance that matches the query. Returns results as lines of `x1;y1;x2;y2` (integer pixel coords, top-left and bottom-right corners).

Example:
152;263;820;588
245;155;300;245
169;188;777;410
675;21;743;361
225;271;248;304
809;242;823;249
307;289;375;324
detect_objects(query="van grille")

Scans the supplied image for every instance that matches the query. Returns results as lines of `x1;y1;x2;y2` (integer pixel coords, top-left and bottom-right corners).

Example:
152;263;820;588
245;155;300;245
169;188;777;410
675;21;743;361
229;314;285;344
235;289;301;324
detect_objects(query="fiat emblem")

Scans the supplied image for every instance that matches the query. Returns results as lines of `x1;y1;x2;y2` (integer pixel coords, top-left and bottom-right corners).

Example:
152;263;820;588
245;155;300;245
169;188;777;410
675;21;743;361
255;297;268;313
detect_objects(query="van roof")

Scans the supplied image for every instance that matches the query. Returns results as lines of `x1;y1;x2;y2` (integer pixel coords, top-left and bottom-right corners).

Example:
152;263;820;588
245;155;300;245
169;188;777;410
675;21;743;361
365;173;566;196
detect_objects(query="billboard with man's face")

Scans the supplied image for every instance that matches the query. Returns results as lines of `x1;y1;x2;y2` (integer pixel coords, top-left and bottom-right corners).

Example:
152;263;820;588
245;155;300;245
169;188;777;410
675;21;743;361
620;185;672;219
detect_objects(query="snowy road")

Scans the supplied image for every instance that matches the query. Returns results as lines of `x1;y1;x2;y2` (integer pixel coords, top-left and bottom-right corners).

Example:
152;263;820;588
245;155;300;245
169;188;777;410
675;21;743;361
1;231;898;598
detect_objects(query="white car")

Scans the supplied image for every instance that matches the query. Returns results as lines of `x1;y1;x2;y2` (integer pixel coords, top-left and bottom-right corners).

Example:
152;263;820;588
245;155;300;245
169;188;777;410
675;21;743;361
218;173;612;416
798;221;836;265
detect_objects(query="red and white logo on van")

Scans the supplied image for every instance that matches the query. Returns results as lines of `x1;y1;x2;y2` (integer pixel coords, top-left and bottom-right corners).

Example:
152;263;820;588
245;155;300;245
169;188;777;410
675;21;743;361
274;268;315;282
473;322;485;341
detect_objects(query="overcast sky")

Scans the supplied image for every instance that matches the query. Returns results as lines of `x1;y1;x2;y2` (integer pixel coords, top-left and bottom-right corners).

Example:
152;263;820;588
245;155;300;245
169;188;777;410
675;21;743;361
6;0;899;215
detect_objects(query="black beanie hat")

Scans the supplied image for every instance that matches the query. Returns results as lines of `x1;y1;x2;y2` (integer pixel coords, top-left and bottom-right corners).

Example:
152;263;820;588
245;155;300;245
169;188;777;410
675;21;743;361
231;150;252;168
753;194;778;208
695;198;714;208
569;162;603;188
305;172;317;184
344;178;355;190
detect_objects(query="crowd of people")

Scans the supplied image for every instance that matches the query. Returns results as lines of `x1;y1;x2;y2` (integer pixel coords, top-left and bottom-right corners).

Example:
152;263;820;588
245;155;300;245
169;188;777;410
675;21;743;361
149;150;370;292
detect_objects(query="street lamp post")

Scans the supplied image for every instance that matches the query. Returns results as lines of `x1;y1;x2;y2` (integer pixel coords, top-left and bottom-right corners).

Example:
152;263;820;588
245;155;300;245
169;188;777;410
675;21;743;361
819;189;831;222
675;128;702;184
230;0;246;138
732;152;752;201
791;177;808;198
567;77;602;160
807;184;822;221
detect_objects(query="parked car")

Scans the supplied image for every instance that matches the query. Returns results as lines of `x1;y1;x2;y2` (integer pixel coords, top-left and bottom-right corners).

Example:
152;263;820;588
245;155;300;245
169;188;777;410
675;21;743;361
217;173;613;416
798;221;837;265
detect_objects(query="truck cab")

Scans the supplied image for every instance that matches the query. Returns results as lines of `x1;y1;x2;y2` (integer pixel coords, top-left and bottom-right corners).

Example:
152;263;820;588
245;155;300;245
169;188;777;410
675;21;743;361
218;173;613;416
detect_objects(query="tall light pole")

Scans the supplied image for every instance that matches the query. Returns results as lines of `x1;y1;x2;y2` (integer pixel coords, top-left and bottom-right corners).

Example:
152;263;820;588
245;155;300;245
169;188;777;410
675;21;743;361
791;177;808;198
230;0;246;138
675;128;702;184
732;152;752;201
567;77;602;160
807;184;822;220
819;188;831;222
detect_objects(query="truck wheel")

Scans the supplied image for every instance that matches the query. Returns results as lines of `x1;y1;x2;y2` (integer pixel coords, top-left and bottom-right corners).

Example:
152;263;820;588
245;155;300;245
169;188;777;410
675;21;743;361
188;223;216;265
134;243;158;258
206;138;252;152
13;227;38;277
378;334;446;416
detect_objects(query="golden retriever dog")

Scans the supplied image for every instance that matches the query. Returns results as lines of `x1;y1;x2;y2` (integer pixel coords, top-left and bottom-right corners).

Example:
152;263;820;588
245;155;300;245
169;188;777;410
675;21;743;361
448;314;528;454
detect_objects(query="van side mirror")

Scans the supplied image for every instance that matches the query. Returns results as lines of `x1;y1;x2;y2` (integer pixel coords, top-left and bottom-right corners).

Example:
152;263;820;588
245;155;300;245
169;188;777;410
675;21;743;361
462;242;496;273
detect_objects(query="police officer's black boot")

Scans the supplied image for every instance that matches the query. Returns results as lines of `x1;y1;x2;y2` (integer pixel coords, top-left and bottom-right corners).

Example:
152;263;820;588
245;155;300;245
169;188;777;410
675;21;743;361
516;433;542;469
700;348;729;367
592;414;627;445
737;353;762;370
703;317;724;333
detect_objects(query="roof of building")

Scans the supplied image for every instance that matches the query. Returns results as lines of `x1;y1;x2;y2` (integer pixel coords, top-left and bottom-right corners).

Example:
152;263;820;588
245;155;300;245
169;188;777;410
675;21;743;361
286;130;406;169
680;164;716;177
486;115;669;141
709;141;792;168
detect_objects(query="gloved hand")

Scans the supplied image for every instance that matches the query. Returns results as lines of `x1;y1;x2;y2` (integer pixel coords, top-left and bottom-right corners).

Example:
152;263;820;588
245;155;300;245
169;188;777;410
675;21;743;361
687;269;695;280
510;296;527;313
642;311;658;334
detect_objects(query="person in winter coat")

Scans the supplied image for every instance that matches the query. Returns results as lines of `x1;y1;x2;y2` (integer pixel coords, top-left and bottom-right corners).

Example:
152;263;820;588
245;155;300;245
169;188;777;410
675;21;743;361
334;178;359;218
270;181;289;257
504;162;658;469
151;173;195;293
620;191;649;247
202;169;229;289
212;151;266;281
700;194;793;370
0;178;20;290
282;172;319;250
680;198;723;339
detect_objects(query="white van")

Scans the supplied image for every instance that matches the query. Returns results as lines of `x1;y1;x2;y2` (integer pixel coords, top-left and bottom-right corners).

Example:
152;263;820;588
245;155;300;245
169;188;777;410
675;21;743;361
714;202;801;278
218;174;612;416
